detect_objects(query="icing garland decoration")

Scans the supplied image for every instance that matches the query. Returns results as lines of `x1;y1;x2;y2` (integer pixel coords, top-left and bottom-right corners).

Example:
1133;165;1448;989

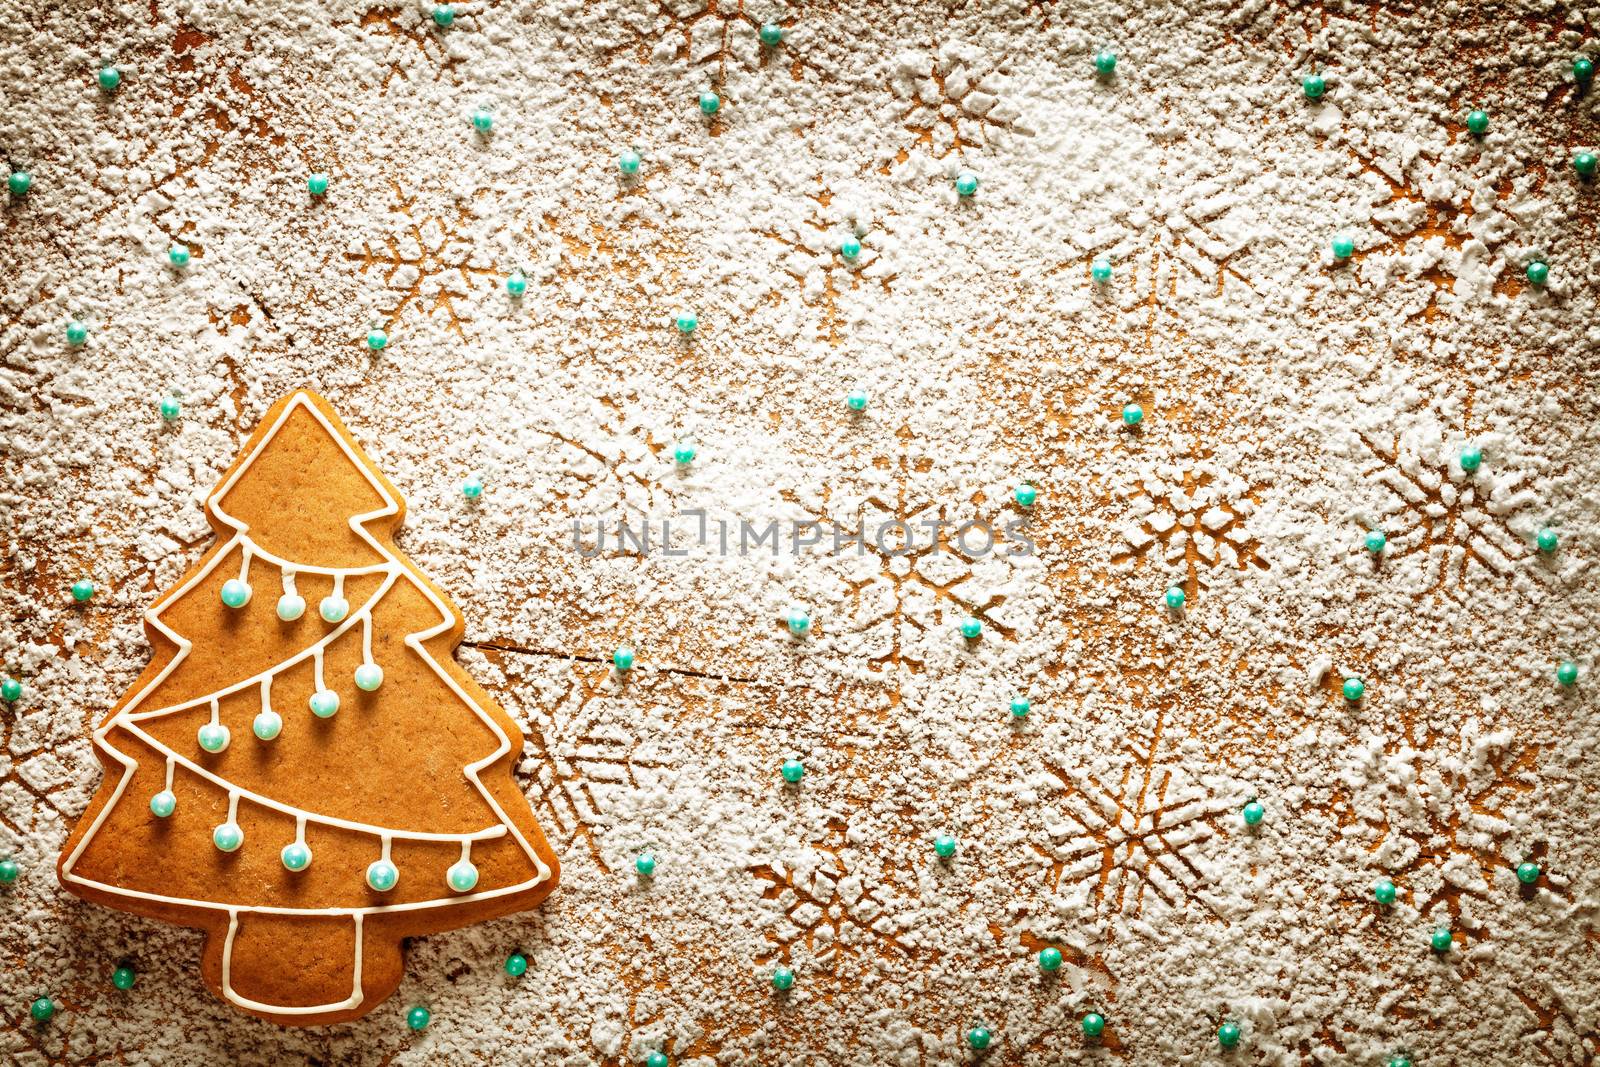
57;390;560;1025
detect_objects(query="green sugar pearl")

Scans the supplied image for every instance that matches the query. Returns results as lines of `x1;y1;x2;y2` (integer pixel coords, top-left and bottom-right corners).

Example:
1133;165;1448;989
30;997;55;1022
1093;49;1117;75
1331;234;1355;259
1121;403;1143;426
71;579;95;602
1458;445;1482;473
618;149;641;176
1465;109;1488;136
1430;927;1453;953
674;311;698;334
955;170;979;197
1516;861;1541;885
1;677;21;702
846;389;868;412
0;857;20;883
505;952;528;977
1373;878;1397;905
159;396;181;421
787;608;811;635
759;22;784;47
471;107;493;132
1536;527;1558;553
958;616;982;639
840;236;861;261
367;328;388;351
98;66;122;92
1218;1021;1242;1048
933;834;957;859
1242;800;1265;827
168;244;190;267
1038;947;1063;972
432;5;454;27
1387;1057;1413;1067
1091;257;1112;283
698;91;721;115
1576;56;1595;82
1009;697;1030;718
1526;261;1550;286
771;965;794;990
1557;660;1578;687
647;1053;669;1067
1365;530;1386;553
1014;483;1037;508
1342;676;1365;702
634;851;656;876
1302;73;1326;99
673;442;695;466
780;759;804;784
613;646;635;671
1575;151;1598;178
1081;1012;1105;1039
1164;586;1185;610
8;170;32;197
406;1005;431;1031
462;476;484;500
966;1026;991;1051
67;320;89;346
506;272;527;297
111;966;135;991
307;172;329;196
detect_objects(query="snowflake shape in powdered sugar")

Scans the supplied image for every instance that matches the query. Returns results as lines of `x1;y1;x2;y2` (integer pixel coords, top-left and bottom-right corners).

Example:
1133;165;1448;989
354;3;466;91
882;41;1029;170
1110;447;1268;601
1355;431;1558;605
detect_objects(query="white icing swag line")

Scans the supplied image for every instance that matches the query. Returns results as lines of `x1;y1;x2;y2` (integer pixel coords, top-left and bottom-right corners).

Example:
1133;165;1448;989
61;392;553;1016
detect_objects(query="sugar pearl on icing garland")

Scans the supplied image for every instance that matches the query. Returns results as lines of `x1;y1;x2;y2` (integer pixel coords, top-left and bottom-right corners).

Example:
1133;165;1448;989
276;593;305;621
355;664;384;691
253;709;283;741
310;689;340;718
367;859;399;892
213;821;244;852
320;595;349;623
149;790;176;818
447;859;479;893
197;722;230;753
281;842;312;872
220;579;252;608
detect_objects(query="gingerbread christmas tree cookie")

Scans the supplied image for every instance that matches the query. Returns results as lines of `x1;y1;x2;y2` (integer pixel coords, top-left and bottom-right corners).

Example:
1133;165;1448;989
57;390;559;1025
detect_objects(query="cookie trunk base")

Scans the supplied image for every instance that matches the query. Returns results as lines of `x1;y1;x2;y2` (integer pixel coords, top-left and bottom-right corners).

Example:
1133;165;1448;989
199;911;404;1026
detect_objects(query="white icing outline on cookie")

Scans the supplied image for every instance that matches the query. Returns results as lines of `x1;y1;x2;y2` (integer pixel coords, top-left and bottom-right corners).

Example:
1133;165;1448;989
61;391;553;1017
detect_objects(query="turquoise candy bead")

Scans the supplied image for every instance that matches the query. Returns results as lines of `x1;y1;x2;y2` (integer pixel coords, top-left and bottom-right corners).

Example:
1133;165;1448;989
432;5;454;27
933;834;957;859
1121;403;1143;426
71;579;95;602
771;965;794;990
647;1053;668;1067
7;170;31;197
1373;877;1396;905
1536;527;1558;553
698;91;721;115
307;172;329;196
310;689;340;718
1458;446;1482;473
462;476;484;499
1466;109;1488;136
281;842;312;871
966;1026;991;1050
1516;861;1541;885
780;759;804;783
1082;1012;1105;1038
1013;483;1037;508
1557;661;1578;687
1165;586;1185;610
1342;676;1365;702
1242;800;1265;826
1526;261;1549;286
954;170;978;197
168;244;190;267
447;859;479;892
1365;530;1386;553
674;311;698;334
1332;235;1354;259
613;646;635;671
197;722;230;753
505;952;528;977
1388;1057;1413;1067
1218;1021;1241;1048
1093;49;1116;75
506;272;527;297
635;851;656;875
1575;56;1595;82
112;965;135;991
355;664;384;691
407;1005;430;1031
31;997;55;1022
149;789;176;818
958;616;982;639
787;608;811;635
1430;927;1453;953
67;320;89;346
159;396;181;421
1038;947;1062;972
367;328;389;351
1302;73;1325;99
212;821;243;852
618;149;641;175
1575;151;1597;178
759;23;784;47
367;859;399;892
1;677;21;702
840;236;861;261
471;107;493;132
846;389;868;412
1010;697;1030;718
98;66;121;91
674;443;695;466
1091;257;1112;282
0;856;22;882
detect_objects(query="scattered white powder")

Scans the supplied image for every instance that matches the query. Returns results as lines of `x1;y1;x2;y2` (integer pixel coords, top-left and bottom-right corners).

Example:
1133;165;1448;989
2;0;1599;1064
